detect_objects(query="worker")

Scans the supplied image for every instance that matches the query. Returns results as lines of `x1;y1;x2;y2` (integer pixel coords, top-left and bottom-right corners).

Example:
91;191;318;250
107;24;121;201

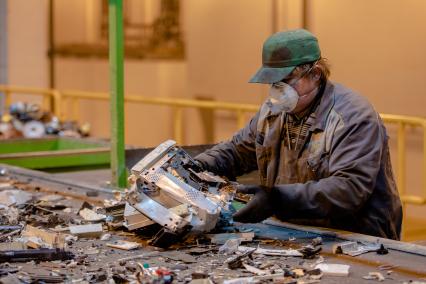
195;29;402;240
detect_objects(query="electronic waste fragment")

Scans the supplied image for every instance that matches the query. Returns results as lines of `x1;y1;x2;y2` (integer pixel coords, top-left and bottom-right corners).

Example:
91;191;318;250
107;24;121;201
125;140;236;247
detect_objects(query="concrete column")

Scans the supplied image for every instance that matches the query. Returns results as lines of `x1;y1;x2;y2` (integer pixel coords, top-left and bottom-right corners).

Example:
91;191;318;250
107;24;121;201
0;0;7;114
277;0;306;31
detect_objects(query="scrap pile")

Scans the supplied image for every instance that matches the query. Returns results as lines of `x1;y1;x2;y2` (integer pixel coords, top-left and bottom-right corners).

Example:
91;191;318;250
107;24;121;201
0;102;90;139
0;172;397;284
0;140;423;283
0;167;329;284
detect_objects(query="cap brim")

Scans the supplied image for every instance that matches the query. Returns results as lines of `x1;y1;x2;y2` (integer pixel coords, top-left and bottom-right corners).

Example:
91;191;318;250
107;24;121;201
249;66;296;84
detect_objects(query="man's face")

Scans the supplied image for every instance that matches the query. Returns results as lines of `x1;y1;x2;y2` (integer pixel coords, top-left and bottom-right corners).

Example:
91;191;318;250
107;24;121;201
283;67;320;114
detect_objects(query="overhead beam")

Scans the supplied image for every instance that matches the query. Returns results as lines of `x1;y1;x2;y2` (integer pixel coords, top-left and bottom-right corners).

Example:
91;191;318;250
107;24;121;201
108;0;126;188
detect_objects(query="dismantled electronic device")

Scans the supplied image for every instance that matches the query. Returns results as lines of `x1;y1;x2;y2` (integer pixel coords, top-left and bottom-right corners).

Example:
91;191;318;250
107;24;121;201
125;140;236;247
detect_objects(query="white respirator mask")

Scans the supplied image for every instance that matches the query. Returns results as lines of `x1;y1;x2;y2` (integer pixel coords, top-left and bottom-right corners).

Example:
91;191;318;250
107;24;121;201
268;82;300;113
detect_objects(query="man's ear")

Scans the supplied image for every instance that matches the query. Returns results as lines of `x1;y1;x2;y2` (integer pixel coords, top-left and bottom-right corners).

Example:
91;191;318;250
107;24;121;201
312;68;321;81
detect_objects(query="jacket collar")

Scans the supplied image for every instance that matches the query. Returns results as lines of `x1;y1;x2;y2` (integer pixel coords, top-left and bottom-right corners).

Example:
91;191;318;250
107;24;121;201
309;81;335;132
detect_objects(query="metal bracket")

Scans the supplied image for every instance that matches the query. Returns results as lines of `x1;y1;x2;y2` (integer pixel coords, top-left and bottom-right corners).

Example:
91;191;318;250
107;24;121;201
131;140;176;175
129;189;188;232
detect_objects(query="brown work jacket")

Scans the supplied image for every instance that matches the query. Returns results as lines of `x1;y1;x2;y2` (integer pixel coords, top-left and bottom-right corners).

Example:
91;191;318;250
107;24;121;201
196;81;402;240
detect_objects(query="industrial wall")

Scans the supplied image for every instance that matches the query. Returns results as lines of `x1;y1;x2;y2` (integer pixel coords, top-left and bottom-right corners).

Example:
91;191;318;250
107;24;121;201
6;0;48;90
4;0;426;221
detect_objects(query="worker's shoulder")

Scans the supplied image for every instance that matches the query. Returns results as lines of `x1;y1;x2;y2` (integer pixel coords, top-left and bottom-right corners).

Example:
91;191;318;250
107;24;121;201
330;82;379;122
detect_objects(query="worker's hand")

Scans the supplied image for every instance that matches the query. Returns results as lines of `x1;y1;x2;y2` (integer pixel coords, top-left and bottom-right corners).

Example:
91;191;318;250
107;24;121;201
182;157;204;172
193;159;205;171
233;185;275;223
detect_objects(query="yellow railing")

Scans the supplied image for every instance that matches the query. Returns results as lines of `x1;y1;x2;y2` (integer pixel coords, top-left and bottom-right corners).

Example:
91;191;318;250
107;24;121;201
58;89;258;143
0;85;54;111
1;85;425;209
380;114;426;207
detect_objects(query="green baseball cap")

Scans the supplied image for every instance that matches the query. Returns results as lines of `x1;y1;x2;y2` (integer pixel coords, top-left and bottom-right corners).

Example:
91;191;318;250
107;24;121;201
249;29;321;84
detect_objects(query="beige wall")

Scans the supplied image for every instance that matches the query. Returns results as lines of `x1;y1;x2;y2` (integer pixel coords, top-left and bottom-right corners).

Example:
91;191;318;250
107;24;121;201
183;0;272;144
54;0;99;44
7;0;48;90
55;58;187;147
308;0;426;117
51;0;272;146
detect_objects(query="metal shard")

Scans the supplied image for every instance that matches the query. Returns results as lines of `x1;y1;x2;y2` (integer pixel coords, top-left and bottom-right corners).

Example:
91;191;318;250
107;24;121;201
129;190;188;232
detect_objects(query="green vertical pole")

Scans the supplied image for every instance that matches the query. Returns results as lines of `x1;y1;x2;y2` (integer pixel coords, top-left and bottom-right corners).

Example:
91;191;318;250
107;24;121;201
108;0;126;188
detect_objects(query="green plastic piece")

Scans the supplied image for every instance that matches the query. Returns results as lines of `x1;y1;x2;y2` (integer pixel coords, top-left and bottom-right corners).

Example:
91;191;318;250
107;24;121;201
231;200;246;211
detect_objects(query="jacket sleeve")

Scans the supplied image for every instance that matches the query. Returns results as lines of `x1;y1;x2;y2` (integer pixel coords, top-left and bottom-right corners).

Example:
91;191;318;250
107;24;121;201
273;112;384;219
195;112;259;180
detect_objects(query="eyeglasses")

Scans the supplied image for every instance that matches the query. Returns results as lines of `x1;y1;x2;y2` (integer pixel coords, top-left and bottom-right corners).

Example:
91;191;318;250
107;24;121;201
280;61;318;86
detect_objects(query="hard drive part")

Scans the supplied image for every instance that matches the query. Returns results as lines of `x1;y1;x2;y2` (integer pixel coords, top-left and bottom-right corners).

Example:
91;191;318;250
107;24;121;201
131;140;176;176
156;170;220;215
126;139;237;246
123;202;155;230
128;190;189;232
